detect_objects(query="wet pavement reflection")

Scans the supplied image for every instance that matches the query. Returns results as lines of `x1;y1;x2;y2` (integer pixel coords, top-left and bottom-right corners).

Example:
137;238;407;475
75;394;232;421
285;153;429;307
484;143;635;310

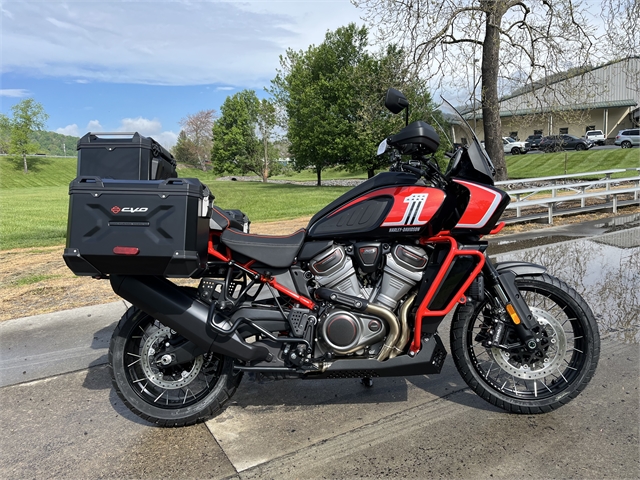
492;227;640;343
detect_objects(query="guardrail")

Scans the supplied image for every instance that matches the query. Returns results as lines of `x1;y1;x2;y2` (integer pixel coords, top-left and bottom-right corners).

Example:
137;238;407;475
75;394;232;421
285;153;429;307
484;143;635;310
500;168;640;224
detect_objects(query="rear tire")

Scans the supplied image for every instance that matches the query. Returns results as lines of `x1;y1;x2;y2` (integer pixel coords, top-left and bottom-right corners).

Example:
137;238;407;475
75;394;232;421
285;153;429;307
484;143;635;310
621;141;632;148
450;274;600;413
109;306;242;427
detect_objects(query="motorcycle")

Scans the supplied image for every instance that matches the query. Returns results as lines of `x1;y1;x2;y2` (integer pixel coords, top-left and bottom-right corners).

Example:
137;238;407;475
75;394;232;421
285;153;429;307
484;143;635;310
103;89;599;426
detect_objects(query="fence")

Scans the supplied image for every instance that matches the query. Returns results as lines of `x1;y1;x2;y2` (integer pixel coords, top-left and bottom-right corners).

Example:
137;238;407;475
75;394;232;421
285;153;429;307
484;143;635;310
496;168;640;224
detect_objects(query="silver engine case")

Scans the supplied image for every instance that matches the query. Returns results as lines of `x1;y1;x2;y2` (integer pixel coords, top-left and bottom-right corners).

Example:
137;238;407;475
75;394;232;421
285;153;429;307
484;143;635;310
309;243;429;357
318;308;387;355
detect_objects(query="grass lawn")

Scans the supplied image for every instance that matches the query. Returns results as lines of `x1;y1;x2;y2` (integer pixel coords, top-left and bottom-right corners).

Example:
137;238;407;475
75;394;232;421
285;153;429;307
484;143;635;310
1;148;638;250
506;148;640;179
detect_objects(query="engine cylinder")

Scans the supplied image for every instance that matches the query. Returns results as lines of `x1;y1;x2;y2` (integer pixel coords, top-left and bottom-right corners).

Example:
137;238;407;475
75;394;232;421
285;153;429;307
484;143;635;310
375;245;428;310
309;245;362;297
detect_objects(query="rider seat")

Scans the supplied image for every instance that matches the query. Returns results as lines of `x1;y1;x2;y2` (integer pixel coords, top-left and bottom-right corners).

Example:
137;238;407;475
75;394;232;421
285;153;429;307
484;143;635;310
220;229;306;268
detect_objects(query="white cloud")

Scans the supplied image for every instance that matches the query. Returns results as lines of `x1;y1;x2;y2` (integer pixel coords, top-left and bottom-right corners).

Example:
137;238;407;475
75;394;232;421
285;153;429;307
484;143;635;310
56;124;80;136
118;117;163;135
86;120;103;132
216;87;235;91
60;117;177;147
0;1;363;87
115;117;177;148
0;89;30;98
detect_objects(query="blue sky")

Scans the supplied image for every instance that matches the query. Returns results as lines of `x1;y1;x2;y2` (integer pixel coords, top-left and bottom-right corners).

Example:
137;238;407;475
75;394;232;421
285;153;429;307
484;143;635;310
1;0;364;148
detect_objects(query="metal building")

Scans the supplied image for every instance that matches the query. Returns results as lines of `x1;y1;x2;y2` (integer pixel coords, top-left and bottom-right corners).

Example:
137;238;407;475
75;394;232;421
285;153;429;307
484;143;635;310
461;56;639;143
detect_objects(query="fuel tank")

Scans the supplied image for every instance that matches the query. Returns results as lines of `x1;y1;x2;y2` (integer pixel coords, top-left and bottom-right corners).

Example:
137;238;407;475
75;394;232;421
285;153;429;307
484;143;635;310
306;172;447;240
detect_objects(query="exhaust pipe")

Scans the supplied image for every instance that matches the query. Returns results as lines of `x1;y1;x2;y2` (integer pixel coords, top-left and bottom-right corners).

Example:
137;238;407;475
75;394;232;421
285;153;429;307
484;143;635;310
110;275;270;363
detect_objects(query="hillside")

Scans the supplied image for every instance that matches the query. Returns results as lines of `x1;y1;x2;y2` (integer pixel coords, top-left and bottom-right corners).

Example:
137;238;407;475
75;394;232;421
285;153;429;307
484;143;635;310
30;130;80;156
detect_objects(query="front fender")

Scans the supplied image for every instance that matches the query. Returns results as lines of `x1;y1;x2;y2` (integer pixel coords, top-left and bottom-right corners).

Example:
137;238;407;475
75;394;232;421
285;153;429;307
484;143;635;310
494;261;546;277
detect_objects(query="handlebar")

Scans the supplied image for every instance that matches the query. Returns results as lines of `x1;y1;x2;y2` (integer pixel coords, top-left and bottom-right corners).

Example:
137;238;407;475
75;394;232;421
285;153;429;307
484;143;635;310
394;159;448;189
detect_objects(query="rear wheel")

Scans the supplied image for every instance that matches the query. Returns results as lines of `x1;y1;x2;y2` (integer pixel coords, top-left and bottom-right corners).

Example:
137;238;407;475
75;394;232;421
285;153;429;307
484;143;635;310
109;306;242;427
451;274;599;413
621;140;632;148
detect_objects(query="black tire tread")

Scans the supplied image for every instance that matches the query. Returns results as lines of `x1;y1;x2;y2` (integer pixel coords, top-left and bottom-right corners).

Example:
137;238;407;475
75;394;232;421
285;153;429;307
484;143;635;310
450;273;600;414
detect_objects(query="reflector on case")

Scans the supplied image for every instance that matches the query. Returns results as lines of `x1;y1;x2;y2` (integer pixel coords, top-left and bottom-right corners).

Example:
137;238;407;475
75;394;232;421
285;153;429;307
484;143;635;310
113;246;140;255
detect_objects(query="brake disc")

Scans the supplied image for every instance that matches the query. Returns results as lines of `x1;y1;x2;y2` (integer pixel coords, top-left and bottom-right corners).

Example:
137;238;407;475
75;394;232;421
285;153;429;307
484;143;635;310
491;307;567;380
140;326;204;389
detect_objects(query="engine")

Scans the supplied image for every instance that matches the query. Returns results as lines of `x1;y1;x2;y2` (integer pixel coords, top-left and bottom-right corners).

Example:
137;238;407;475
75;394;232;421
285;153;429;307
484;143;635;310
308;242;428;357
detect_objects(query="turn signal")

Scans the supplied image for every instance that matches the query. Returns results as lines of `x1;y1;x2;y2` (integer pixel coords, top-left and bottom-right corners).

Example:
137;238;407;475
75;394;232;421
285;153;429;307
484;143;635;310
113;246;140;255
505;304;521;324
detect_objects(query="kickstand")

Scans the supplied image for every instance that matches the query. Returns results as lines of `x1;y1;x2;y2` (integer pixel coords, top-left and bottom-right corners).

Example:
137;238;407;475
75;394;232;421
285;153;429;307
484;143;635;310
361;376;374;388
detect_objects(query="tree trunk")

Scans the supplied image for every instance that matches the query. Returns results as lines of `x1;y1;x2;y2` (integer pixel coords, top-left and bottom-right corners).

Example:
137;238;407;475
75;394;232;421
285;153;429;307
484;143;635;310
481;4;507;181
23;153;28;174
316;167;322;186
262;137;269;183
367;168;375;178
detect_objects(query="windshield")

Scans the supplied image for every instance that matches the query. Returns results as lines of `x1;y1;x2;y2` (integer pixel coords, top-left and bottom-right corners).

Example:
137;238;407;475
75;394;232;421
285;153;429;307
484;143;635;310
439;98;496;185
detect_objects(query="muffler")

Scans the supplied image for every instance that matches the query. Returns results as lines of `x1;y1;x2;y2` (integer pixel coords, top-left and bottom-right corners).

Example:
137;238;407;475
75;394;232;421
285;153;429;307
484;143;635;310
110;275;270;363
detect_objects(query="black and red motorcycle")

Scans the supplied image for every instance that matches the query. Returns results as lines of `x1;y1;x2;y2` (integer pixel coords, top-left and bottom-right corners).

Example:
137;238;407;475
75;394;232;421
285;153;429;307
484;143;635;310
68;89;599;426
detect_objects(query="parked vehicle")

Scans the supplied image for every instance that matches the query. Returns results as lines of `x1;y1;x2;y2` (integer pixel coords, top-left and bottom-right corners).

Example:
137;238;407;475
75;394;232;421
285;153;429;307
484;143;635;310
502;136;530;155
584;130;606;145
525;134;543;149
540;134;592;152
63;89;600;427
614;128;640;148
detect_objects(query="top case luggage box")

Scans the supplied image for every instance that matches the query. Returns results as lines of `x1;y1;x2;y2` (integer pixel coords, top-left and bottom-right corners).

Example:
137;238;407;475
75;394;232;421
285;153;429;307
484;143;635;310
63;177;211;278
76;132;177;180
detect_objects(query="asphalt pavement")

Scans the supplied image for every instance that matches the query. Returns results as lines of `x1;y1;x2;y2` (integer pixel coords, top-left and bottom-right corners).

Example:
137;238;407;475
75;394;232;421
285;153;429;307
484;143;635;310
1;218;638;479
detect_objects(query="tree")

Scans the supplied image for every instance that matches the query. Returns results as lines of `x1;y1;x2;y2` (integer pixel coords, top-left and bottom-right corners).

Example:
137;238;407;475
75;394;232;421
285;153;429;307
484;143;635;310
353;0;603;180
172;130;198;166
212;90;279;183
179;109;216;171
347;44;446;178
6;99;49;173
271;24;445;183
0;114;10;155
255;99;278;182
271;24;369;186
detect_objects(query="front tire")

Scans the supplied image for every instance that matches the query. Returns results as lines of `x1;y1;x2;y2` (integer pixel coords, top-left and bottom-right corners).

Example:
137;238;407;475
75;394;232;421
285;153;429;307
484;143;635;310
511;147;521;155
575;143;586;151
451;274;599;413
109;306;242;427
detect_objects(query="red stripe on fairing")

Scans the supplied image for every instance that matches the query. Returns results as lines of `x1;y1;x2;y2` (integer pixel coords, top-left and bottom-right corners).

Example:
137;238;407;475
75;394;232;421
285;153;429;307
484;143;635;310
454;180;503;229
328;186;445;227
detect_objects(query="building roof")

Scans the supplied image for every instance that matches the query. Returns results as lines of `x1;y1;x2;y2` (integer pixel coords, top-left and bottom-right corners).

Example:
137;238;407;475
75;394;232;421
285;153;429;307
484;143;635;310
463;99;639;120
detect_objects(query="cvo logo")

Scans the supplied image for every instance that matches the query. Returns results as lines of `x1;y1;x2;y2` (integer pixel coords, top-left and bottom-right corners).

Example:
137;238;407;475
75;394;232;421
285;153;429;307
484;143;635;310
111;206;149;214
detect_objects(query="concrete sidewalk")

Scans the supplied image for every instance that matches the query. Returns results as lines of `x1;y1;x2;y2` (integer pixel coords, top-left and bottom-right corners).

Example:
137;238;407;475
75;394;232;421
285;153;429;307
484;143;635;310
0;301;129;388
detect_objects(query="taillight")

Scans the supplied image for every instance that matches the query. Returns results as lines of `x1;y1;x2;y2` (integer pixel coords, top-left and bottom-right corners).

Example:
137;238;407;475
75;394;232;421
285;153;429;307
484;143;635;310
113;246;140;255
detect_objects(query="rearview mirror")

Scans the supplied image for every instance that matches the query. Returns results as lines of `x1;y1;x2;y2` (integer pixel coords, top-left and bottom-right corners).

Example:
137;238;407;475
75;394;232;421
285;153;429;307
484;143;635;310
385;88;409;114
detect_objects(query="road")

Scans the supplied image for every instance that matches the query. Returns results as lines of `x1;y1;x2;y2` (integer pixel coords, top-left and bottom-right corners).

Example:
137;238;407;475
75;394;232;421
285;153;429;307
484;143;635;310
1;221;638;479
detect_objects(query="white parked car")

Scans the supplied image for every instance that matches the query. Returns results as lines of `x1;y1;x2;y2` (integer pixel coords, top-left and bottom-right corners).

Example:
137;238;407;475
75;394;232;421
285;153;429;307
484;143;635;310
585;130;606;145
502;137;530;155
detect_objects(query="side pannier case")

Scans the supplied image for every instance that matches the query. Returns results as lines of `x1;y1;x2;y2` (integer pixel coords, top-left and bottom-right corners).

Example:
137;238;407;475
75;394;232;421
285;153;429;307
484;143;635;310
63;177;212;278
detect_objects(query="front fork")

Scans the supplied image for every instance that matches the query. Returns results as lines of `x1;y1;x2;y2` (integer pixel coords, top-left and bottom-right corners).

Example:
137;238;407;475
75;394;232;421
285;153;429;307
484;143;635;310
481;260;541;352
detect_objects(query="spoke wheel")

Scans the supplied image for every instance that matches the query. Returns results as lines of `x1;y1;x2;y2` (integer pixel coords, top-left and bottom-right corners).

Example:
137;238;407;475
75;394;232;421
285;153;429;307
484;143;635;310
109;306;242;426
451;274;600;413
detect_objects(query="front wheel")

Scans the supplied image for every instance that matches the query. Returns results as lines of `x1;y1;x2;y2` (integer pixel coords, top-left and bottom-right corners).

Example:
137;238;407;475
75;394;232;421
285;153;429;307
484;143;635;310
451;274;600;413
511;147;521;155
575;143;586;151
109;306;242;427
